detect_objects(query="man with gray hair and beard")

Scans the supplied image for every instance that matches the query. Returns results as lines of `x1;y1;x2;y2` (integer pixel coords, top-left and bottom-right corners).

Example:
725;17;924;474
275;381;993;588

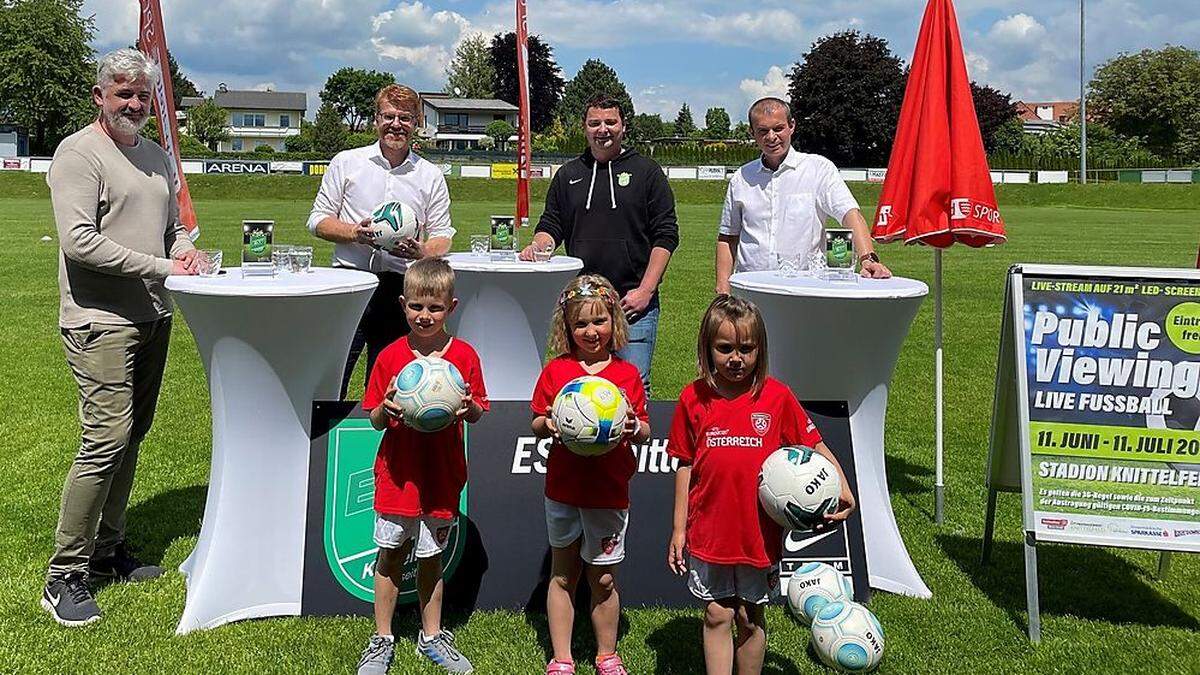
42;47;199;627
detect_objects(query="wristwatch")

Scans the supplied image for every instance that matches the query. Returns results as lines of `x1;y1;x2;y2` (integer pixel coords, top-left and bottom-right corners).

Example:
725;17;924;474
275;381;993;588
859;251;881;265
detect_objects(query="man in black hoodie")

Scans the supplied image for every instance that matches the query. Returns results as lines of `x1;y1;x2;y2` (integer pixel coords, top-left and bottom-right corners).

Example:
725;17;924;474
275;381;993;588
520;95;679;394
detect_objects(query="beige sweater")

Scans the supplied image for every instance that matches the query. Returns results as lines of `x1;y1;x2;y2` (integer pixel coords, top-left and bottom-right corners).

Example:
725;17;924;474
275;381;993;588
49;124;194;328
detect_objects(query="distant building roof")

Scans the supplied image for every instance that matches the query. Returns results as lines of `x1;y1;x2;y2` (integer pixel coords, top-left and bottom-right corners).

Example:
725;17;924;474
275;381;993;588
181;89;306;111
1015;100;1078;124
424;97;518;113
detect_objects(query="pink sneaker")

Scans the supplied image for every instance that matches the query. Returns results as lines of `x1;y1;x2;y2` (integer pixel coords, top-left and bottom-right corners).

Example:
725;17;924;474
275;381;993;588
595;653;629;675
545;659;575;674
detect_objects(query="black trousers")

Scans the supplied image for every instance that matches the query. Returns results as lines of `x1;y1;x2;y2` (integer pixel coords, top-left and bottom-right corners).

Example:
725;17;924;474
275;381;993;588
340;271;410;399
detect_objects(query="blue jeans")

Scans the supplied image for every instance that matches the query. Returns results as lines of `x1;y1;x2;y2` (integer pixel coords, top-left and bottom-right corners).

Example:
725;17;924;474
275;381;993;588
615;305;659;397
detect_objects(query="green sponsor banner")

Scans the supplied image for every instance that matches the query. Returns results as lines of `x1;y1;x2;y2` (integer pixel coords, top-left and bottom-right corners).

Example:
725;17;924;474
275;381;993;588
1030;421;1200;463
322;418;467;603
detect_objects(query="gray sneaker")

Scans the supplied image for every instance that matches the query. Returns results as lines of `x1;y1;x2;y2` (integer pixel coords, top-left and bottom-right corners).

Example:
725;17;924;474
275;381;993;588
417;629;474;673
42;572;101;627
356;634;395;675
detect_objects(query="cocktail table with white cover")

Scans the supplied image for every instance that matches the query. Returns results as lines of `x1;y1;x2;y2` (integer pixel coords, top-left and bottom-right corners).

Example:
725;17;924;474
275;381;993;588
729;271;931;598
445;252;584;400
166;267;377;633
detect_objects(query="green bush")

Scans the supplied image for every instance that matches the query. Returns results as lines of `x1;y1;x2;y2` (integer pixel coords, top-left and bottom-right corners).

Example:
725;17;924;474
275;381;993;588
252;144;276;154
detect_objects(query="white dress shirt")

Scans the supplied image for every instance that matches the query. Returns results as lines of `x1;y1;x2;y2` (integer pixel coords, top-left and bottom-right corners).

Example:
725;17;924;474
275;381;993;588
306;142;455;274
719;148;859;273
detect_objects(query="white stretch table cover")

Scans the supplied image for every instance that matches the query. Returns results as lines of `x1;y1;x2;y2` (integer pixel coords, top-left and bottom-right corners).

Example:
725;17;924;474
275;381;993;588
167;268;377;632
730;271;932;598
445;253;583;400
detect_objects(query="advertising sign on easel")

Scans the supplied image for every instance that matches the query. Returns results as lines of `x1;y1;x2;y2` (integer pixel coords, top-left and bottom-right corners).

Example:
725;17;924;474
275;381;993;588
983;264;1200;642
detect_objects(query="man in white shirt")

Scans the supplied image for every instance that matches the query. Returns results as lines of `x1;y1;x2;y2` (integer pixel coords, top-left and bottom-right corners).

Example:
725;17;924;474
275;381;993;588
307;84;455;396
715;97;890;294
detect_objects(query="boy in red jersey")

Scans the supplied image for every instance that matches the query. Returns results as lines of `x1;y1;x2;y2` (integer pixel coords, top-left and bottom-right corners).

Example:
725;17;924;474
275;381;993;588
357;257;488;675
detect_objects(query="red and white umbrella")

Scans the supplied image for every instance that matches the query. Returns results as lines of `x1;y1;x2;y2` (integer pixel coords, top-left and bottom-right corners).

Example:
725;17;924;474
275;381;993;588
872;0;1006;523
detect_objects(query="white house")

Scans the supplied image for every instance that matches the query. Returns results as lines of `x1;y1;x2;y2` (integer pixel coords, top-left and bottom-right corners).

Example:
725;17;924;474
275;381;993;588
181;85;306;152
421;93;518;150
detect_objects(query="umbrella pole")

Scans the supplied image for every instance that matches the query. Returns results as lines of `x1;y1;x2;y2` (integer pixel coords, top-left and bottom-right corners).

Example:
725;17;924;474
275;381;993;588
935;248;945;524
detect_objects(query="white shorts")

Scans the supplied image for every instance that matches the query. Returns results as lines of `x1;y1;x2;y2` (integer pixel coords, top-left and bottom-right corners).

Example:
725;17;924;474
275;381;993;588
686;555;780;605
373;514;455;559
544;497;629;565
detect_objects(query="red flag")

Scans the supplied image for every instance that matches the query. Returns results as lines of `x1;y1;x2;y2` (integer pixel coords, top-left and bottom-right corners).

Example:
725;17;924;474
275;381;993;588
515;0;532;226
872;0;1004;248
138;0;199;239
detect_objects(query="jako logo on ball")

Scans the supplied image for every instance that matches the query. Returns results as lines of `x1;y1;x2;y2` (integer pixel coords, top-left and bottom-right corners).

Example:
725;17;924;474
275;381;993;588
551;376;629;456
810;600;885;672
758;446;841;530
787;561;853;626
370;201;419;252
391;356;466;433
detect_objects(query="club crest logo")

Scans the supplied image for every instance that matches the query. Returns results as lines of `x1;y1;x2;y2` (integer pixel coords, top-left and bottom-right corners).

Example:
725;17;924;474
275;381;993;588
617;172;632;187
876;205;892;227
950;198;971;220
751;413;772;436
601;534;621;555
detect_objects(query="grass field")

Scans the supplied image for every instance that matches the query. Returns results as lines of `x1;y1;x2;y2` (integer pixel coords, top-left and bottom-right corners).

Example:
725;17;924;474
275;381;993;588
1;173;1198;673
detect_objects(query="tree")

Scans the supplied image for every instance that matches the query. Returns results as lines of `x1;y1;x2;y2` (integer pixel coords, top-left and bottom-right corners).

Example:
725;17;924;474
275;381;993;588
0;0;95;155
732;121;752;141
319;67;395;132
557;58;634;125
970;82;1017;153
789;30;906;166
1089;45;1200;161
673;103;696;137
490;32;564;132
627;113;667;143
704;107;731;139
166;51;200;109
486;119;515;149
989;118;1026;155
186;98;229;150
445;33;495;99
311;101;348;154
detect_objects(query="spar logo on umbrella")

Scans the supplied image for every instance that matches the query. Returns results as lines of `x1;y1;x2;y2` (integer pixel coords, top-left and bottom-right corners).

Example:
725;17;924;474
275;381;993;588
321;419;467;603
871;0;1007;524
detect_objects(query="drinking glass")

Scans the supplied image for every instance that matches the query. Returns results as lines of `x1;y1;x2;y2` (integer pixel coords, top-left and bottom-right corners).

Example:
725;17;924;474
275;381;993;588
198;249;223;277
272;245;293;275
470;234;491;258
533;240;554;263
289;245;313;273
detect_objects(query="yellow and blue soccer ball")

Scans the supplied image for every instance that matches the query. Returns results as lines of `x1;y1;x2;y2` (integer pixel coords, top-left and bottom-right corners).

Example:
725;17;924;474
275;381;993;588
758;445;841;531
369;201;419;252
787;561;853;626
551;376;629;456
810;600;885;672
392;357;465;433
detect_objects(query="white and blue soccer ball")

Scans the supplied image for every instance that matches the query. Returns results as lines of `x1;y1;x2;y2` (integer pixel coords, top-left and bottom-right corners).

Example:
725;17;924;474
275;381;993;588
810;600;885;672
758;446;841;531
786;561;853;626
369;201;419;252
551;376;630;456
392;356;465;433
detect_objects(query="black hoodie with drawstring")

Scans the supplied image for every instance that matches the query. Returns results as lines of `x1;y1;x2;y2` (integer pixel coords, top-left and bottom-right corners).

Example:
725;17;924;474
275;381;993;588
535;147;679;306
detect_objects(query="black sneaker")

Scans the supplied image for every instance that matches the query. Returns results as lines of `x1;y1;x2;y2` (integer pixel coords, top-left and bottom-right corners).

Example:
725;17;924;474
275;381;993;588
42;572;101;627
89;543;164;582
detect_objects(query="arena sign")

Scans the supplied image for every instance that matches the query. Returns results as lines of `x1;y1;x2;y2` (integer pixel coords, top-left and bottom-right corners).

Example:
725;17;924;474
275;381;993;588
303;400;868;615
984;263;1200;641
203;160;269;174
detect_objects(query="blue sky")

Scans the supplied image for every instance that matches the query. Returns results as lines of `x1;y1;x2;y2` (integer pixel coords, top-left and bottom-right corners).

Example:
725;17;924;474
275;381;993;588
83;0;1199;120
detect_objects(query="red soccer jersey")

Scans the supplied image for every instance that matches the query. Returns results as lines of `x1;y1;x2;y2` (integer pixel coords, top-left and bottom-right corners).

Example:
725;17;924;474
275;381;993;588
531;355;649;509
667;377;823;567
363;337;490;519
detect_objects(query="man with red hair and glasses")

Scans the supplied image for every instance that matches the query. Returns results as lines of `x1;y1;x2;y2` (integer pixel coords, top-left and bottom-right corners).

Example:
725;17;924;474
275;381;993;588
308;84;455;398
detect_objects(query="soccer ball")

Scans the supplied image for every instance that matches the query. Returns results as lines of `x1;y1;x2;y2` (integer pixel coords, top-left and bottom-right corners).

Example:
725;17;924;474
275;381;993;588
787;562;853;626
758;446;841;531
810;601;885;672
369;201;419;252
551;376;629;456
391;356;465;433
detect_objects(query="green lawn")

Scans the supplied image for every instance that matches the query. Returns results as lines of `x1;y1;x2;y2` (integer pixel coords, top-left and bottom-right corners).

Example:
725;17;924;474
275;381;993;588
1;174;1198;673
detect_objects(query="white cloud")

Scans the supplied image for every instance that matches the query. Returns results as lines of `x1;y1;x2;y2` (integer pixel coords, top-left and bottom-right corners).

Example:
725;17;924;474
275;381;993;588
739;66;790;110
988;13;1047;44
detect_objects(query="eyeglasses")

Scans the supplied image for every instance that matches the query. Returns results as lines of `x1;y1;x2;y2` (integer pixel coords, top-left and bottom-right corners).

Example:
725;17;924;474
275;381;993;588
378;112;416;125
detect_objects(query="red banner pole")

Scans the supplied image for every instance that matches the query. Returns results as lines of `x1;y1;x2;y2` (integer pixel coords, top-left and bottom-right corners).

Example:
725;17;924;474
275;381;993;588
515;0;531;226
138;0;199;239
